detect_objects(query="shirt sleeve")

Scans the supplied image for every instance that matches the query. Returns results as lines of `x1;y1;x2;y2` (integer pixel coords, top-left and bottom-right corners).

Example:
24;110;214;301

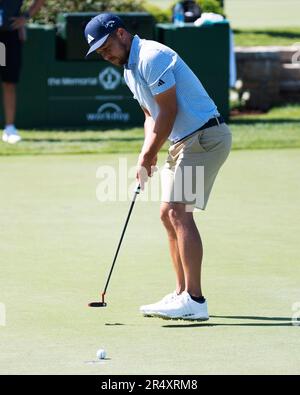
140;49;176;96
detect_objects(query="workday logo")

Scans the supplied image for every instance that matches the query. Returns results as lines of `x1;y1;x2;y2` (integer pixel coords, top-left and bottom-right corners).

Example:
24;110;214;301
0;42;6;66
99;67;121;90
86;103;130;122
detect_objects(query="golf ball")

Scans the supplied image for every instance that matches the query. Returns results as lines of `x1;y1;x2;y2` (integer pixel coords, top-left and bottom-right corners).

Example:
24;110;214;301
96;349;106;360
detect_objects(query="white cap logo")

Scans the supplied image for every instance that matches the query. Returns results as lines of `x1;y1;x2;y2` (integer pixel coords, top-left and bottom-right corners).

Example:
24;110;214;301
87;34;94;44
104;20;116;28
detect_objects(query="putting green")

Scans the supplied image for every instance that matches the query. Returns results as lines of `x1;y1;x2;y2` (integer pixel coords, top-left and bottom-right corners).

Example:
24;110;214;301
0;150;299;375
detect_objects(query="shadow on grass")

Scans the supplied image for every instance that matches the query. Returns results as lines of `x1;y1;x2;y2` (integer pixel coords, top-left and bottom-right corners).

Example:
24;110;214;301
162;315;293;328
210;315;291;321
84;358;112;364
162;322;293;328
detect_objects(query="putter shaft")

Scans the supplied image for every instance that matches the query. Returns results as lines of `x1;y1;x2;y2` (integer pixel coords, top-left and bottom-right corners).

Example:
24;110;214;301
89;184;141;307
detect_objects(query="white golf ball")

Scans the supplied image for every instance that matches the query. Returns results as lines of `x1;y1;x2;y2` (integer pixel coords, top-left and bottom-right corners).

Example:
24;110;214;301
96;349;106;360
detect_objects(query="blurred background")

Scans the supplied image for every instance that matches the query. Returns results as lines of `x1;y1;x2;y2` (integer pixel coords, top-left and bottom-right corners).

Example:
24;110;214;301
0;0;299;151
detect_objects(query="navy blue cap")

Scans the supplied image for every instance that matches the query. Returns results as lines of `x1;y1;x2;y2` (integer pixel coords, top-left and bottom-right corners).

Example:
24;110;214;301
84;13;125;56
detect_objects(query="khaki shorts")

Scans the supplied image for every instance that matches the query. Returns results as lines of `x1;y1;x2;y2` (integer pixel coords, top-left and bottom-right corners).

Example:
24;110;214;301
161;123;232;211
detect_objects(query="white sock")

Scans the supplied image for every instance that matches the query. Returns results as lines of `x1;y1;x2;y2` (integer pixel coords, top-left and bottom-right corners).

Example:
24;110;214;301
4;125;17;134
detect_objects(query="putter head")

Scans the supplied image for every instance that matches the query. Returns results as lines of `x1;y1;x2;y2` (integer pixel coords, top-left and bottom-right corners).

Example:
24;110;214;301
88;292;107;308
88;301;107;308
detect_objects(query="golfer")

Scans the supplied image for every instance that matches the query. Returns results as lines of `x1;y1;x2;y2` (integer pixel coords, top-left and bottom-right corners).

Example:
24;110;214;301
85;14;232;320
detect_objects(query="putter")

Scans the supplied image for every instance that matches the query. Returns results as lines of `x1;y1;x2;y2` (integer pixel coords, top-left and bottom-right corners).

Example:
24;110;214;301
89;184;141;308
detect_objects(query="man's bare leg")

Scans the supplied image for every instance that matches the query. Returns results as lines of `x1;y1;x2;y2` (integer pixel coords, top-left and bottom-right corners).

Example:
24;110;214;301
160;202;185;294
3;82;17;126
168;202;203;298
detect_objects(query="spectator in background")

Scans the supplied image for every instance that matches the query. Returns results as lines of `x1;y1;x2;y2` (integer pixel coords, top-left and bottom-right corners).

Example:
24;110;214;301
172;1;202;23
0;0;45;144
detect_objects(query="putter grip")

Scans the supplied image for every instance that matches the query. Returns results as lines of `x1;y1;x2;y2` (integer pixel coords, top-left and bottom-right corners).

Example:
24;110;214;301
135;184;141;194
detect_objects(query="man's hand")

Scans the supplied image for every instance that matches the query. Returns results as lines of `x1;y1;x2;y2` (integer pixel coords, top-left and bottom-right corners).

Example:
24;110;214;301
150;153;158;168
10;16;28;30
136;153;158;190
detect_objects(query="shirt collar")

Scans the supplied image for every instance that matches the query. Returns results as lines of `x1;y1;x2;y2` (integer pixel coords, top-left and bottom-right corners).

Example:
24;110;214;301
125;35;141;70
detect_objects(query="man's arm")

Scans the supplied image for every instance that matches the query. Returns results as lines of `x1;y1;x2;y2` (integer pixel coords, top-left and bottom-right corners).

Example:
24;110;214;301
27;0;45;18
137;86;177;187
11;0;45;30
141;106;157;166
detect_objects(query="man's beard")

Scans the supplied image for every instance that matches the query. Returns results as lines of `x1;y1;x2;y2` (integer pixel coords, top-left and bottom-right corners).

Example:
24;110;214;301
117;43;130;66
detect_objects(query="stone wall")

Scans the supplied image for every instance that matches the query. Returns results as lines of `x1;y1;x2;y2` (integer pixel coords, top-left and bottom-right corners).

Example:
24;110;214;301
235;46;300;110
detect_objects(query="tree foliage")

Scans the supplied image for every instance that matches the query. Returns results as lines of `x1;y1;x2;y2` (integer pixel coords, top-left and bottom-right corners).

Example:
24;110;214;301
23;0;147;24
23;0;224;24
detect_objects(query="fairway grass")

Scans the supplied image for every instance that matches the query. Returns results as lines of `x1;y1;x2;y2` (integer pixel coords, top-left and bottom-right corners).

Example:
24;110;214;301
234;27;300;47
0;150;299;374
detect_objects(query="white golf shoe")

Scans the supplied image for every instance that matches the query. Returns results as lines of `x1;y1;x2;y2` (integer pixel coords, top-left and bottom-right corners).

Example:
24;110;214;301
140;291;180;316
2;125;22;144
152;291;209;321
2;132;8;142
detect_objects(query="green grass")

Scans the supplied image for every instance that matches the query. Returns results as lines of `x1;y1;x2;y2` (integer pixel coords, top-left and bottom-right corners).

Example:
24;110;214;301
224;0;300;28
229;105;300;150
233;27;300;47
0;150;300;374
0;105;299;156
0;128;145;156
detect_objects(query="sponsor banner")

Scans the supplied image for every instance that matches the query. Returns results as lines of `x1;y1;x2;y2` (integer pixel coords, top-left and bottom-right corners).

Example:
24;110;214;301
86;103;130;123
48;67;125;90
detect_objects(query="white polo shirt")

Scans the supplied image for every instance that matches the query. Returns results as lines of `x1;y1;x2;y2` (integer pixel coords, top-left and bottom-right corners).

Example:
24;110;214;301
124;35;219;143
